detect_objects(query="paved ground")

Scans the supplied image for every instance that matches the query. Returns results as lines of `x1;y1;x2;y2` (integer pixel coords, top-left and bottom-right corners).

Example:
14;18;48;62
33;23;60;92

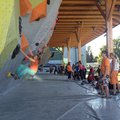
0;73;120;120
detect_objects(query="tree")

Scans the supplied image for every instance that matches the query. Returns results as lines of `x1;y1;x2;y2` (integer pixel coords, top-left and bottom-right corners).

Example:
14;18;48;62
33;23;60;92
96;45;106;63
97;38;120;63
114;38;120;59
86;46;96;62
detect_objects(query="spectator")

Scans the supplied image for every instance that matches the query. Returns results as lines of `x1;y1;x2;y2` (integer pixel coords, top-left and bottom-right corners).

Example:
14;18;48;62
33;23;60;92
67;62;73;80
78;61;84;80
97;65;101;77
54;65;58;75
87;66;95;83
100;51;111;98
110;53;120;95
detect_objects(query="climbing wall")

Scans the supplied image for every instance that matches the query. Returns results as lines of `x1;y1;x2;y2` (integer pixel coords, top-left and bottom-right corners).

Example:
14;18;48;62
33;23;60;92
21;0;62;64
22;0;62;51
0;0;19;70
0;0;62;94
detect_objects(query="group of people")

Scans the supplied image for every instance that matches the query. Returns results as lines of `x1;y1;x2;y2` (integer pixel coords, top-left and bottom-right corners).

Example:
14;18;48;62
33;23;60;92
98;51;120;98
49;65;65;74
66;50;120;98
67;61;86;80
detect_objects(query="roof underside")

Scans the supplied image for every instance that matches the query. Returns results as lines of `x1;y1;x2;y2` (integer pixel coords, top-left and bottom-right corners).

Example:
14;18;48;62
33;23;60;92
48;0;120;47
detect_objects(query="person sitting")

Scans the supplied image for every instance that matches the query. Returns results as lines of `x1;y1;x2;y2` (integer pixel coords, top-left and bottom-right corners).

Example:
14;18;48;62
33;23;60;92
87;66;95;83
73;64;80;80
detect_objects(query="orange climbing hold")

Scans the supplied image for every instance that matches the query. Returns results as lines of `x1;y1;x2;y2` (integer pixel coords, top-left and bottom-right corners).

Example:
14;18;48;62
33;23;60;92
30;0;47;22
21;34;29;52
20;0;32;16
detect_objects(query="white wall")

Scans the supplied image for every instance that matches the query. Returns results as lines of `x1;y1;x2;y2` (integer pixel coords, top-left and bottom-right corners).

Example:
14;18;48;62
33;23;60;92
63;46;86;66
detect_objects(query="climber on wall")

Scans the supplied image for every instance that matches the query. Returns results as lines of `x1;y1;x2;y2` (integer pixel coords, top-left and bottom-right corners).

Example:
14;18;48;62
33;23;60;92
9;47;41;80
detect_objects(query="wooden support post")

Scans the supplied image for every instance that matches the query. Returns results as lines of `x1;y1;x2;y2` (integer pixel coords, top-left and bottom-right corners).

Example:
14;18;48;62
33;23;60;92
105;0;114;54
78;41;81;61
67;46;70;62
106;17;113;53
62;47;64;61
62;47;64;54
77;27;82;61
67;37;71;62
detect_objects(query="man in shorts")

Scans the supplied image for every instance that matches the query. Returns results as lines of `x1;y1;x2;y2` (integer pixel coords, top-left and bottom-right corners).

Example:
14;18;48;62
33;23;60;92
100;51;111;98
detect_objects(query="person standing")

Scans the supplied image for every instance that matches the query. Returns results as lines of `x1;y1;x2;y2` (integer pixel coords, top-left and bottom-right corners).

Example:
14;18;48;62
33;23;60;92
97;65;101;77
100;51;111;98
67;62;73;80
110;53;120;95
78;61;84;80
54;65;58;75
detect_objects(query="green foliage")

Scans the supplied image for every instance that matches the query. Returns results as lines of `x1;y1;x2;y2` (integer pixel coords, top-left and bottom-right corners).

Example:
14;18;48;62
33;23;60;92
114;38;120;59
97;38;120;63
86;46;97;63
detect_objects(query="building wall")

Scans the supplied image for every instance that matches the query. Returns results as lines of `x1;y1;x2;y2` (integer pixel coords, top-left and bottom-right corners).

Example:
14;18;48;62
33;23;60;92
63;46;86;66
48;48;63;65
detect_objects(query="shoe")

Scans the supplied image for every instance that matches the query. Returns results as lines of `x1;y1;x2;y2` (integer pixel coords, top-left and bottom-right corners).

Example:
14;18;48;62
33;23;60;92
106;96;112;99
101;95;112;99
101;94;106;98
117;91;120;93
98;92;104;95
11;73;18;80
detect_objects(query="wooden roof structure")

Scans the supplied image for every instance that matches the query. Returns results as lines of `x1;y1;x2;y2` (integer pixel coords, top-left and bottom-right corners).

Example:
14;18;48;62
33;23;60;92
48;0;120;47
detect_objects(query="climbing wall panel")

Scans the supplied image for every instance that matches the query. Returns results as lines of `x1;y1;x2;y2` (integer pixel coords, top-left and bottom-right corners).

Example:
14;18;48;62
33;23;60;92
0;0;19;69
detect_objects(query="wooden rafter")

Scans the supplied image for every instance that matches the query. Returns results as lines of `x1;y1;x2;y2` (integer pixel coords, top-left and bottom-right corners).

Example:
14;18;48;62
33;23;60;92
96;0;106;19
106;0;117;21
47;0;120;48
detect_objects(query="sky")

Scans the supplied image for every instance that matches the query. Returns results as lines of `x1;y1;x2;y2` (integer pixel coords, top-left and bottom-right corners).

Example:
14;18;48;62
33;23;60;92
86;24;120;56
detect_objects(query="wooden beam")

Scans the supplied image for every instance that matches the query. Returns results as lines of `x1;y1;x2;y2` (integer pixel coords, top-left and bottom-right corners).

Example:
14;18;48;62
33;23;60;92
62;1;96;5
48;0;120;48
60;6;105;10
75;32;79;42
58;19;104;22
57;22;105;25
58;15;103;19
59;11;101;15
108;0;117;21
78;41;81;61
55;27;76;30
96;1;106;19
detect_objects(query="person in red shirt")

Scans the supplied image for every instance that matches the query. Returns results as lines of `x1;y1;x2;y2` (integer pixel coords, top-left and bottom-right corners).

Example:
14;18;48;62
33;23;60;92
78;61;84;80
87;66;95;83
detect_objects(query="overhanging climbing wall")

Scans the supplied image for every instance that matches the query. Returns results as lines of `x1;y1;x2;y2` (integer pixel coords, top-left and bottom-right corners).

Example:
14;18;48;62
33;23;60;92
0;0;62;94
22;0;62;51
21;0;62;65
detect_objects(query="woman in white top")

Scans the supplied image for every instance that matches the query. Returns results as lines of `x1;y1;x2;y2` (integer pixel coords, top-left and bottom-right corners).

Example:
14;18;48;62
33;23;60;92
110;53;120;95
